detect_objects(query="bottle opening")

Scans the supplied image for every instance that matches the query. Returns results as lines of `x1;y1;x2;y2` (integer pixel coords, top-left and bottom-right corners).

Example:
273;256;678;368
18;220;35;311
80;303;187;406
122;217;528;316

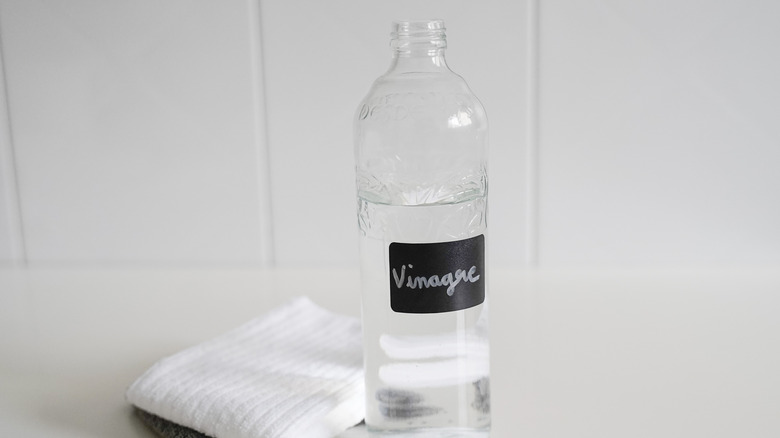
391;19;445;37
390;19;447;54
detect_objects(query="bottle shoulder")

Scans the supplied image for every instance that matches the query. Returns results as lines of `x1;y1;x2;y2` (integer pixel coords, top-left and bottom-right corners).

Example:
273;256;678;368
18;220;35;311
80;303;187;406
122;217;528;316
356;73;487;127
362;71;476;99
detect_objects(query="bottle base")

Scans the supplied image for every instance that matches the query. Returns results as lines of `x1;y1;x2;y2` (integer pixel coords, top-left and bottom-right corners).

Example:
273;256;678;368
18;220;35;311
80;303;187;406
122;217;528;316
364;426;490;437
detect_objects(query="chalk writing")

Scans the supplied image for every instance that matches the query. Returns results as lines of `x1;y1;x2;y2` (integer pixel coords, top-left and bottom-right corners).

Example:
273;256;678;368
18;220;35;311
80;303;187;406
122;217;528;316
392;264;480;296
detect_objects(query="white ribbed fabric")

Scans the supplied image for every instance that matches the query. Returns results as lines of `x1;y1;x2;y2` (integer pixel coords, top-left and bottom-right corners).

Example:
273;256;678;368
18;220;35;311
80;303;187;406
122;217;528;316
126;297;365;438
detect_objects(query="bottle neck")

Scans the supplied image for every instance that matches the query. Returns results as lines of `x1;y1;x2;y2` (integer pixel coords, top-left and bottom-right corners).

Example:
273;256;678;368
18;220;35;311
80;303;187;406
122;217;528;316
389;49;449;73
388;20;450;74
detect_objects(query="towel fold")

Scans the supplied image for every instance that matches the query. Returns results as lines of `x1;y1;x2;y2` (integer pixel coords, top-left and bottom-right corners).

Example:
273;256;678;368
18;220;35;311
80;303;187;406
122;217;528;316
126;297;365;438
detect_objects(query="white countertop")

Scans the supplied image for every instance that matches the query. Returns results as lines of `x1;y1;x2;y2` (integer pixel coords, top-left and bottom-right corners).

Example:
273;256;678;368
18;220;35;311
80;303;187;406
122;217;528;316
1;267;779;437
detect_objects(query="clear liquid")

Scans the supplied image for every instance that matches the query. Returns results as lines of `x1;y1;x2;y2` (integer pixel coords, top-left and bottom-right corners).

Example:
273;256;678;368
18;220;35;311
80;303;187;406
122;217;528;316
358;196;490;434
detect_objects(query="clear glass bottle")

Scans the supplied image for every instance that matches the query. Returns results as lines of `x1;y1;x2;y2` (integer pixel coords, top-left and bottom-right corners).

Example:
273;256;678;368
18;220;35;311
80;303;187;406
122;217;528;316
354;20;490;435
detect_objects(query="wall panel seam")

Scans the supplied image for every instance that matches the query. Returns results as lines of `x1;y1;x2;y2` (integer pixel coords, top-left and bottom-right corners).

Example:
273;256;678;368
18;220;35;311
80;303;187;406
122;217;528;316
248;0;275;266
0;22;27;266
525;0;540;267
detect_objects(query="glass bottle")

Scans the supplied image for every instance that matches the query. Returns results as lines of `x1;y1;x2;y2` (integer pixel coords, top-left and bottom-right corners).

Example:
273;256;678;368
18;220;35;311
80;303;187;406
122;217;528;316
354;20;490;434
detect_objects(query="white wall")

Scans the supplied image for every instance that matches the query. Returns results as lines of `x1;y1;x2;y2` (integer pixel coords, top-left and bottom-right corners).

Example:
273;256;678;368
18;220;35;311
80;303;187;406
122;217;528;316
0;0;271;266
537;0;780;266
0;0;777;268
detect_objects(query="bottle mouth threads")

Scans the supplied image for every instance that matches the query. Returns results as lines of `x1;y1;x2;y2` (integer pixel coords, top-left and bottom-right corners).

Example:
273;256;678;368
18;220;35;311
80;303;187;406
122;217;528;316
390;19;447;53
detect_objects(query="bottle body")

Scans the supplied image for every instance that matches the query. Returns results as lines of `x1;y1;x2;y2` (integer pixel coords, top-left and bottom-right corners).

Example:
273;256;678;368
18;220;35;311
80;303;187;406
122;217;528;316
355;20;490;433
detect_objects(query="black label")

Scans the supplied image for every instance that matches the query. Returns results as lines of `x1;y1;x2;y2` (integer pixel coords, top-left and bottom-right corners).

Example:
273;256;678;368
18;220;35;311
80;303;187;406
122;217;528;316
389;235;485;314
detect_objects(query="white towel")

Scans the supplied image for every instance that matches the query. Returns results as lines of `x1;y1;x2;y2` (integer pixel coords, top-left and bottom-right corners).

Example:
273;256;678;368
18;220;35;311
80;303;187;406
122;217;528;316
126;297;365;438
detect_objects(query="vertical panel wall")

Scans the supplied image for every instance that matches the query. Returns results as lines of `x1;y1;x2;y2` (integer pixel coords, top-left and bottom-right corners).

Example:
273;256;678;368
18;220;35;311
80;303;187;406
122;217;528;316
0;35;22;264
537;0;780;265
0;0;527;268
0;153;16;264
0;0;271;265
1;0;777;268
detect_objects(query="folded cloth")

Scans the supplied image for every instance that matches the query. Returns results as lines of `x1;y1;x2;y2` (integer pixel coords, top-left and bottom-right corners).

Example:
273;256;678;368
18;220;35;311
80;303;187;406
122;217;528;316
126;297;365;438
